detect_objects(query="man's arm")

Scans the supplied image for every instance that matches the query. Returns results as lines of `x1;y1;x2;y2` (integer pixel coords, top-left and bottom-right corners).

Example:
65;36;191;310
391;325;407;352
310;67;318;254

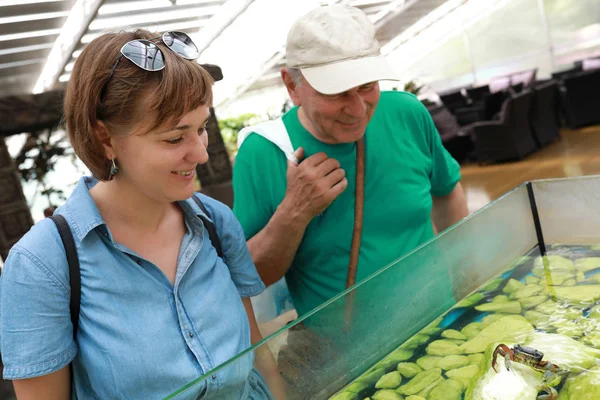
247;204;310;286
248;148;347;286
431;182;469;233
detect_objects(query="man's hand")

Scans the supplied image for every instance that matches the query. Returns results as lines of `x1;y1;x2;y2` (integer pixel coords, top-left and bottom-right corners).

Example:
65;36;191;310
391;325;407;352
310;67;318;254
280;147;348;224
246;148;348;286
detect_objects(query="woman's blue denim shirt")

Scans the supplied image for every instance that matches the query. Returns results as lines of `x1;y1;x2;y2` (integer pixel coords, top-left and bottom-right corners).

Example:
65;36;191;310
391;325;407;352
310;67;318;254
0;176;266;399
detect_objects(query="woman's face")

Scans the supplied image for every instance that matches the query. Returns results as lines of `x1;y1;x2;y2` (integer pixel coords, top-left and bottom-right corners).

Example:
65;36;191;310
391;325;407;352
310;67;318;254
110;104;211;203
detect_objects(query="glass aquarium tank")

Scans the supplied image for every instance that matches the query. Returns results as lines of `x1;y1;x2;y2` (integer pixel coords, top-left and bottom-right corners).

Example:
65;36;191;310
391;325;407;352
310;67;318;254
165;175;600;400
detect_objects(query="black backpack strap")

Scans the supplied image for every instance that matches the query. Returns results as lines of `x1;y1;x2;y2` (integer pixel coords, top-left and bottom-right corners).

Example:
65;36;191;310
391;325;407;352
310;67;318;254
191;194;223;259
49;214;80;340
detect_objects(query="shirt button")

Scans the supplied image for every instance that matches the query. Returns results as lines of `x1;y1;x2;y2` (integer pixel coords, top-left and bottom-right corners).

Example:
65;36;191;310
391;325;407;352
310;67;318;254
212;374;217;380
188;331;194;338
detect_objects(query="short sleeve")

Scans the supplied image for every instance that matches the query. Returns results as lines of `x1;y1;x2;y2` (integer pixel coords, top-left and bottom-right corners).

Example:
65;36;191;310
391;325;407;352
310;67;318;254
423;107;461;196
198;195;265;298
0;244;76;379
232;134;283;240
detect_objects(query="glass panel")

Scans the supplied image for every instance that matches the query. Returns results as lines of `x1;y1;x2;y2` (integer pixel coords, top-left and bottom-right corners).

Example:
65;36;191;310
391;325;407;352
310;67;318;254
545;0;600;66
464;0;553;81
400;34;475;91
533;175;600;245
165;184;538;399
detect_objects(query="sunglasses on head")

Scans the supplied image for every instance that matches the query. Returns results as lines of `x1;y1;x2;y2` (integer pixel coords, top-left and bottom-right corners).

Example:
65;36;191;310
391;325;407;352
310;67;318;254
100;31;200;99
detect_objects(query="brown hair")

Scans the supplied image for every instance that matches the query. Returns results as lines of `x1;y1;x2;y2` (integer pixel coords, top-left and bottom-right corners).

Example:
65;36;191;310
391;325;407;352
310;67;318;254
64;29;213;180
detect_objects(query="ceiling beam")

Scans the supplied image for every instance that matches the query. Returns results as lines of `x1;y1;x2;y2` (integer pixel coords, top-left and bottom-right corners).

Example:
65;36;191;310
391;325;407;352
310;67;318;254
33;0;105;94
219;47;285;107
0;35;58;52
371;0;419;28
217;0;351;107
191;0;256;54
0;17;67;37
0;1;72;19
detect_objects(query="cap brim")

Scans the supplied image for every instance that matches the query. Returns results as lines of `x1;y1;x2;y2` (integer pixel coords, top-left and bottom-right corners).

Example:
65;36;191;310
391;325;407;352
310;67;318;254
300;54;400;95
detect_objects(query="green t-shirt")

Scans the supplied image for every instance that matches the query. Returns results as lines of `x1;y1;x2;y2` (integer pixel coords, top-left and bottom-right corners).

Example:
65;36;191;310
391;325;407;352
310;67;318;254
233;91;461;316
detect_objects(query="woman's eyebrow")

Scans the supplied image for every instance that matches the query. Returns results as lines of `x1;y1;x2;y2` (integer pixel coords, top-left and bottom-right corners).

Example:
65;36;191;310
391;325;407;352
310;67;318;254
160;112;212;133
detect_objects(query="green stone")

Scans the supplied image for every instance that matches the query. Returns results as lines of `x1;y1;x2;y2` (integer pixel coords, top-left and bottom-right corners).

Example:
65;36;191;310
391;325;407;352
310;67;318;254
459;316;534;354
491;295;509;303
442;329;468;341
461;322;483;339
402;334;430;350
555;285;600;304
480;278;503;292
372;389;404;400
456;292;485;308
525;275;540;285
502;278;525;294
437;355;470;370
428;378;463;400
397;362;423;378
475;301;522;314
467;353;484;366
416;355;442;370
446;364;480;388
575;257;600;272
374;349;414;371
426;340;463;356
397;368;442;396
376;371;403;390
518;295;547;309
509;285;542;299
330;392;358;400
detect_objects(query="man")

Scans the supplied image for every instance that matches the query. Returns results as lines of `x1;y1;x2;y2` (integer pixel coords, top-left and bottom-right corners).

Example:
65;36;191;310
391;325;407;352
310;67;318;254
233;5;469;318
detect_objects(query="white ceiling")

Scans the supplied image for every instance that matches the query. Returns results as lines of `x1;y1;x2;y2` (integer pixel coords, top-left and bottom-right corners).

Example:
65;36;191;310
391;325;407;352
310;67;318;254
0;0;454;102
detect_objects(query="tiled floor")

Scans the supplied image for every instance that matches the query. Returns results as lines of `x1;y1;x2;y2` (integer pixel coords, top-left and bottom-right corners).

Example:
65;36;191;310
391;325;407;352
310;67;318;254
460;124;600;213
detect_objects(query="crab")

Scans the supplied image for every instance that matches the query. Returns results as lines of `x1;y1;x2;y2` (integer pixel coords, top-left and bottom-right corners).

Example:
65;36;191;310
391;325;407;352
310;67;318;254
492;344;568;400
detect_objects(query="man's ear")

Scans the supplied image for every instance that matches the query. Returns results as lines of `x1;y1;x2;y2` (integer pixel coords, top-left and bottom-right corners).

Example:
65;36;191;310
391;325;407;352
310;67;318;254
93;120;116;160
281;68;302;106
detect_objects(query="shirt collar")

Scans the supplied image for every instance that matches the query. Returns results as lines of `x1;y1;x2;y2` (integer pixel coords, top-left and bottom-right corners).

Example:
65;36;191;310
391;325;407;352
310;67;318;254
58;176;106;242
57;176;212;242
180;194;214;224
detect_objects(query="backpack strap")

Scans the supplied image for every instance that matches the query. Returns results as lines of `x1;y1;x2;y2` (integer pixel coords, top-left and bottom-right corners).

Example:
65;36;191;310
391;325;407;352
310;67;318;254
192;194;223;259
49;214;80;340
237;117;299;163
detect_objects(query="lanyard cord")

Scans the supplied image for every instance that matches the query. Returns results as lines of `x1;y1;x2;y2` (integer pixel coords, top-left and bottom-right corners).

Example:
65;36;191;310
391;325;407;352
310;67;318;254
345;135;365;289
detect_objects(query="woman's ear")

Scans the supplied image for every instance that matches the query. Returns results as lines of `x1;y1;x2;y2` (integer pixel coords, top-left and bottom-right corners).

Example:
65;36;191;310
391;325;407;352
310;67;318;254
93;120;115;160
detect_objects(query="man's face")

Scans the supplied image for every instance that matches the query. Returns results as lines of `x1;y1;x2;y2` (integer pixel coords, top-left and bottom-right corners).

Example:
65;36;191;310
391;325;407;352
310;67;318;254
288;73;381;144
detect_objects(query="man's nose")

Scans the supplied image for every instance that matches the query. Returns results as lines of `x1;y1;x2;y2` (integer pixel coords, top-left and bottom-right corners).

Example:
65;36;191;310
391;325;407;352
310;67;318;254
344;92;367;117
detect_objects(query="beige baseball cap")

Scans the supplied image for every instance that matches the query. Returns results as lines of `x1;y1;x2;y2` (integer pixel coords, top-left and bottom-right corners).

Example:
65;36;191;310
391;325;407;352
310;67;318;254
285;5;400;95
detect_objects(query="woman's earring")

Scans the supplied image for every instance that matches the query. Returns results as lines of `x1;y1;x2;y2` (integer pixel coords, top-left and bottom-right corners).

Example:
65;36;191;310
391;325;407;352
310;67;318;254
110;158;120;178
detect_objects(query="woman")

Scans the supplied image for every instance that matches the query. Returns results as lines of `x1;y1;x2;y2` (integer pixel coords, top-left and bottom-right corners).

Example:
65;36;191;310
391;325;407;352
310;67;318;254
0;29;284;399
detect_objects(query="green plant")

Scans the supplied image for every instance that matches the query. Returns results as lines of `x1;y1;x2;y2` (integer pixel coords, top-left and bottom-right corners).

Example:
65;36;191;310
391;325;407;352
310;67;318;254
393;80;434;107
218;113;264;159
14;128;74;209
403;80;425;95
217;98;295;160
267;99;295;120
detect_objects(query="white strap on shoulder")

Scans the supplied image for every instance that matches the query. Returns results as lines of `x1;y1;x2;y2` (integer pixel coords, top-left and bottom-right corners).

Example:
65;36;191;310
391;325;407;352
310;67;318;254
237;117;299;164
